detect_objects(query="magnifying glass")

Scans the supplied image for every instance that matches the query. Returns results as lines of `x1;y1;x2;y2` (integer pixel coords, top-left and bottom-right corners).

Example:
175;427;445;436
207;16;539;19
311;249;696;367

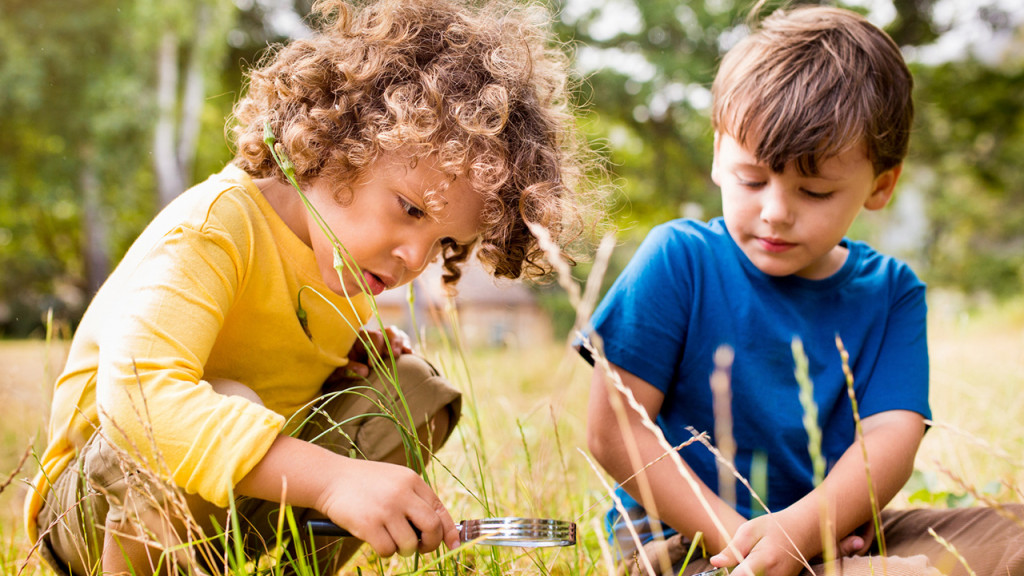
304;517;577;548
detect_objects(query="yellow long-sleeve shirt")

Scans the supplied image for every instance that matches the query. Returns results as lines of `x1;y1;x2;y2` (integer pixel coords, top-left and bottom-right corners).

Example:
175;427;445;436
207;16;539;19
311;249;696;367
26;165;371;541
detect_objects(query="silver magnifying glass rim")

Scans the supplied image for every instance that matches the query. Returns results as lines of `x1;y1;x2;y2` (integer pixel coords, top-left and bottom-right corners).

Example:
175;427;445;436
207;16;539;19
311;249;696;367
459;517;576;547
303;517;576;547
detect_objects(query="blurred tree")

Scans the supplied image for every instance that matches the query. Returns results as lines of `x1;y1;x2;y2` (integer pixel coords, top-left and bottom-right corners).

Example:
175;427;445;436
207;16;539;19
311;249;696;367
551;0;1024;301
910;58;1024;297
0;0;302;337
0;0;152;336
146;0;239;206
1;0;1022;337
553;0;759;243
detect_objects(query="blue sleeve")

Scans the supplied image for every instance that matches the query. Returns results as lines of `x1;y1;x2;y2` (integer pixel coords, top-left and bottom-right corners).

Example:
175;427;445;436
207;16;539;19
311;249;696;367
584;223;694;393
857;265;931;420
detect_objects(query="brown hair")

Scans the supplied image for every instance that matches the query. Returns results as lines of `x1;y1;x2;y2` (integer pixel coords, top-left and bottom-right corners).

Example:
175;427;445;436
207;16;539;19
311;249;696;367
711;5;913;175
230;0;601;285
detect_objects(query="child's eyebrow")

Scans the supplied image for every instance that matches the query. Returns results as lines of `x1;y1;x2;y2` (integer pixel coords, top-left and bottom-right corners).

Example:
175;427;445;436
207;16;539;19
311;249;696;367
735;160;766;169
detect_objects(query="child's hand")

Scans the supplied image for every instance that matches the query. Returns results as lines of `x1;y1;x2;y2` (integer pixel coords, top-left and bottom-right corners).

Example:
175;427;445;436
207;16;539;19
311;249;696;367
837;521;874;556
346;325;413;378
317;457;460;556
711;513;875;576
709;512;808;576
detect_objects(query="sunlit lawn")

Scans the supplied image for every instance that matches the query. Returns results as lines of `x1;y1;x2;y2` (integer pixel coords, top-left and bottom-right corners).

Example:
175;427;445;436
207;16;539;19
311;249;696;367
1;292;1022;575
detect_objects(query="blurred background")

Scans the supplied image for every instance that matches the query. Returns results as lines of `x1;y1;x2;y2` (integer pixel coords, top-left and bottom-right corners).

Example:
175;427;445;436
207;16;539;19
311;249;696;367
1;0;1022;342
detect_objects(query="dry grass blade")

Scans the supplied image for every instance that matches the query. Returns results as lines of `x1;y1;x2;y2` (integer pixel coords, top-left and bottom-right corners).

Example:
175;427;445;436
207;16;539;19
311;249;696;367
687;432;814;574
579;449;657;576
578;336;743;566
836;335;886;557
0;441;33;496
927;527;977;576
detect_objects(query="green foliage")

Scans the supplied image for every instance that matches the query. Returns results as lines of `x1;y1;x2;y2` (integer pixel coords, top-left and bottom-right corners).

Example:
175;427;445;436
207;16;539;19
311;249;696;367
556;0;1024;301
0;0;293;337
905;469;1003;508
0;0;154;335
909;60;1024;296
2;0;1023;336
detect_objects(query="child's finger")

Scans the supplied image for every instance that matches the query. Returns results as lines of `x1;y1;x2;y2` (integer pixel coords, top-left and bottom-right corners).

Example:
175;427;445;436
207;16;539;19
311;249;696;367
837;533;866;556
361;525;398;558
362;329;386;355
409;483;459;552
345;361;370;378
387;520;422;557
384;325;413;353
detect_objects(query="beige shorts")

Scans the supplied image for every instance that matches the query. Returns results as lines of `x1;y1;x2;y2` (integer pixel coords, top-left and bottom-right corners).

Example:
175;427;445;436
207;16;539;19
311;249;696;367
36;354;461;576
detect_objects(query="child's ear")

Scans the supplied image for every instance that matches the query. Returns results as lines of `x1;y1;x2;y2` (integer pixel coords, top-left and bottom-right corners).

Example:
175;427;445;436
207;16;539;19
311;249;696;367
711;132;722;186
864;164;903;211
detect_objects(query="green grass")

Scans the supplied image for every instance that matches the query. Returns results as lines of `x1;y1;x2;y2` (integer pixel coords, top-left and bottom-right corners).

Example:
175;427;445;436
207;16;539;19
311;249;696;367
2;293;1023;575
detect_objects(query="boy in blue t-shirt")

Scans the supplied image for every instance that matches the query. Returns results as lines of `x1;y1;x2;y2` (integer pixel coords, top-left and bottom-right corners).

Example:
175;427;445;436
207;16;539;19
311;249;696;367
582;6;1024;576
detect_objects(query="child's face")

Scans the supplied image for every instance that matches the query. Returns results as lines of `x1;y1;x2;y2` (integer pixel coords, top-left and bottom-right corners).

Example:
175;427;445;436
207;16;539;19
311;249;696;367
304;152;484;296
712;132;901;279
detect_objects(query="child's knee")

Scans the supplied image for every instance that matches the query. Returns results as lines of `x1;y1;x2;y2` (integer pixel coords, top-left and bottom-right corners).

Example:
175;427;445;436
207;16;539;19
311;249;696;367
207;377;264;405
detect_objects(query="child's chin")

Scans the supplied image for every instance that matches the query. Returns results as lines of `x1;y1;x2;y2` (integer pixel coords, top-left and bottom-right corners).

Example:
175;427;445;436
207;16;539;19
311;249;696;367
330;279;365;298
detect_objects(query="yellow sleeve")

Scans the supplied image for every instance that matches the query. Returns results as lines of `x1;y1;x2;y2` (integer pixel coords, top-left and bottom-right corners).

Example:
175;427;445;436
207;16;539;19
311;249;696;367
96;198;284;507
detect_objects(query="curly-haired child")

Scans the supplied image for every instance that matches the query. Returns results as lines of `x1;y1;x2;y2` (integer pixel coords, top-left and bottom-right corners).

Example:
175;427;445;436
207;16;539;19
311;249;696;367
26;1;601;574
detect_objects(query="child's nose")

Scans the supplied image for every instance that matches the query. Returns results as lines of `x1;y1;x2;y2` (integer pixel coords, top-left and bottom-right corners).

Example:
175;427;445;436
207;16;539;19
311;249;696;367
395;237;440;272
760;186;794;226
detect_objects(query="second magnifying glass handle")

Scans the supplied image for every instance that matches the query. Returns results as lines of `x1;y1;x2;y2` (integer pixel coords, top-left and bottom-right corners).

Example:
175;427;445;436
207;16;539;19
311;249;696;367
304;519;353;537
304;519;434;538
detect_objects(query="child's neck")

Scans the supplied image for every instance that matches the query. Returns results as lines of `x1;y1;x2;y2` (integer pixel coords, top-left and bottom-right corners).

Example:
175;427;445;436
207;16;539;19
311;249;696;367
255;177;312;247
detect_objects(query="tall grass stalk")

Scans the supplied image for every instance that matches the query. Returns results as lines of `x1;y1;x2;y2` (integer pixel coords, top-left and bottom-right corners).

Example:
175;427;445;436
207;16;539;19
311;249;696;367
836;335;887;557
710;346;736;510
576;311;744;569
792;338;833;573
926;527;976;576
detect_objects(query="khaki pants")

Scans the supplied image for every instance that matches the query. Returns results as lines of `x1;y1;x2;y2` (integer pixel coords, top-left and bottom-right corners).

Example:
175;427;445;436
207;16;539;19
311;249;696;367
625;505;1024;576
36;355;461;576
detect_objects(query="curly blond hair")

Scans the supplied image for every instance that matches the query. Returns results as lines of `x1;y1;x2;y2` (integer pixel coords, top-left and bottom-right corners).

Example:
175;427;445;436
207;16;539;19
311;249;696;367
231;0;600;286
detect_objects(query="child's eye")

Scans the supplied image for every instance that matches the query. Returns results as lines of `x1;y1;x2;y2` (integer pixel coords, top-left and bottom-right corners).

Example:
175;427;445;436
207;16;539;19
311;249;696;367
802;188;834;200
738;179;766;189
398;197;426;219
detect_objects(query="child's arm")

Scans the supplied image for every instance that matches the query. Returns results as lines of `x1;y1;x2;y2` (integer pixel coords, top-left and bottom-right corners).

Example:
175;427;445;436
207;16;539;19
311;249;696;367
234;434;461;556
710;409;925;576
587;362;747;552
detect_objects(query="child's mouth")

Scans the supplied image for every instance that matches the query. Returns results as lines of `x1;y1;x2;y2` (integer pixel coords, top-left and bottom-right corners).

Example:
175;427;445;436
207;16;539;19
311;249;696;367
363;271;388;296
758;237;796;253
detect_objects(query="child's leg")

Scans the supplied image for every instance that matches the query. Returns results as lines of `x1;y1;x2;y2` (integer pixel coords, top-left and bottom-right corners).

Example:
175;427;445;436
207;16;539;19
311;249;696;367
37;431;229;576
98;378;263;575
36;441;106;576
803;505;1024;576
305;353;462;464
101;488;224;576
878;505;1024;576
97;379;260;575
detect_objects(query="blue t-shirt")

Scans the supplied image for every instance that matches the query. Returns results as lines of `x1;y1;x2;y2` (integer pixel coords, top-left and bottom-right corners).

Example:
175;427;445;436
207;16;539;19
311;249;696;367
584;217;930;525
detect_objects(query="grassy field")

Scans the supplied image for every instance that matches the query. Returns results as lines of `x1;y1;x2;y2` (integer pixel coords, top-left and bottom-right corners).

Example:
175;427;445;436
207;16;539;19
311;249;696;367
1;292;1022;575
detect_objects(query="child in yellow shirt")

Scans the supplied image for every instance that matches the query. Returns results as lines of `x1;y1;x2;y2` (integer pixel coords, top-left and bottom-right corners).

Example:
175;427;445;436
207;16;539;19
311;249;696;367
27;0;599;574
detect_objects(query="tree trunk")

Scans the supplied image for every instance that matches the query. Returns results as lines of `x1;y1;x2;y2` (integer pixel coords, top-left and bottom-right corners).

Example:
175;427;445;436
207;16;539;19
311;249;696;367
79;145;109;296
152;6;212;208
178;5;210;186
154;31;185;207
